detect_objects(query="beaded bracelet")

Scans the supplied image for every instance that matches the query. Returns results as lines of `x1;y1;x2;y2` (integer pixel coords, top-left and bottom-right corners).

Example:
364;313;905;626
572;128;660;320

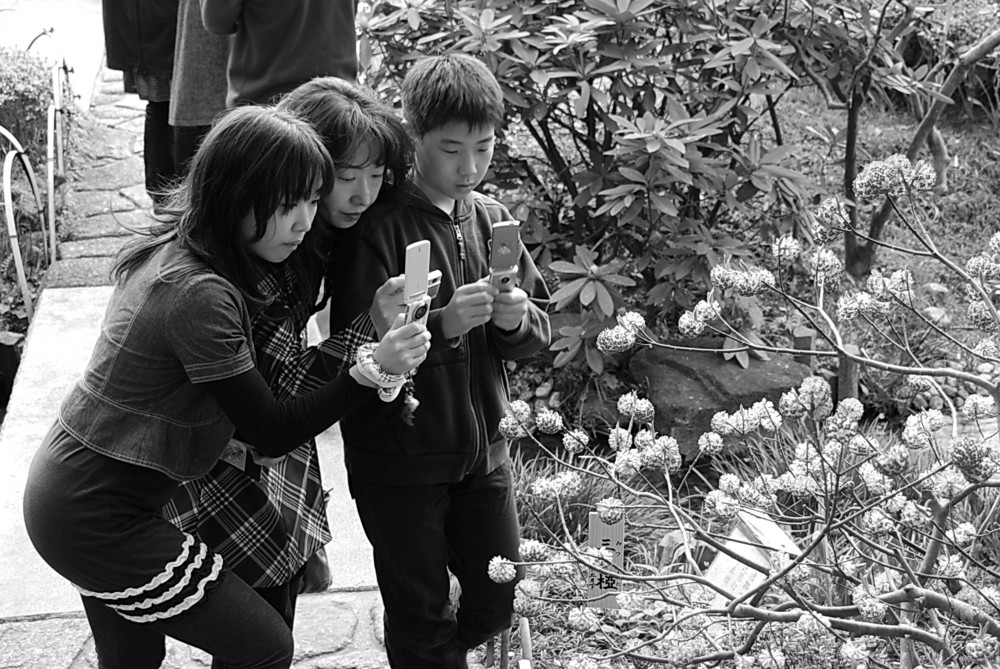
355;343;408;403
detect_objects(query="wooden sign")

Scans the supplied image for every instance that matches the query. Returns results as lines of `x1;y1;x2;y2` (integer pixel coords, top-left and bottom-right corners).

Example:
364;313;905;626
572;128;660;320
587;512;624;608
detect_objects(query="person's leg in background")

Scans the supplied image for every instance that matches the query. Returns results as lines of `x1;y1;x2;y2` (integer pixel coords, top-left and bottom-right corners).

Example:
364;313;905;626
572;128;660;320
173;124;211;176
446;462;522;655
143;99;176;206
350;475;467;669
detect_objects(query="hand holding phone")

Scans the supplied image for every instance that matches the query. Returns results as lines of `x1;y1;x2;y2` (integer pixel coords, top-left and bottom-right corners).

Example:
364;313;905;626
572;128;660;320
403;241;433;326
488;221;520;292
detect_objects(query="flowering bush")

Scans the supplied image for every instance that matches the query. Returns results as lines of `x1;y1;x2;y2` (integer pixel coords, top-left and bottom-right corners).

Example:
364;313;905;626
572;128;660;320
491;158;1000;667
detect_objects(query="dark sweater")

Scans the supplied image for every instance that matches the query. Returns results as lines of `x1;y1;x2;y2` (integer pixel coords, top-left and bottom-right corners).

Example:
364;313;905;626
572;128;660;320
326;185;551;486
201;0;358;106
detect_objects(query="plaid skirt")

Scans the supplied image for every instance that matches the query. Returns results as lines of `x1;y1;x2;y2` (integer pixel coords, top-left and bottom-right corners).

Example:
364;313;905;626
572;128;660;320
163;440;330;589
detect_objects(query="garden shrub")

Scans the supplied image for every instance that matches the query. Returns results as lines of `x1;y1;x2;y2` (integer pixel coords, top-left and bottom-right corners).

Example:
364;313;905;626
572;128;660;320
0;47;53;161
486;157;1000;667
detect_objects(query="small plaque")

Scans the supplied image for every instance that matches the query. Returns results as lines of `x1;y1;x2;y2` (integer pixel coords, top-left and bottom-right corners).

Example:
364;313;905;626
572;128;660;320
587;512;624;609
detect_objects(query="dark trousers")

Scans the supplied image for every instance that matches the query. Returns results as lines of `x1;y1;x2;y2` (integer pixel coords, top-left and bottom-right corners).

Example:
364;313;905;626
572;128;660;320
173;124;211;177
350;463;522;669
143;100;175;205
81;571;293;669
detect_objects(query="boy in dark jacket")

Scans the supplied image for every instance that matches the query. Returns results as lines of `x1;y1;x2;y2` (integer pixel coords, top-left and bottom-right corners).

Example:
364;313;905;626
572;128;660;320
325;54;551;668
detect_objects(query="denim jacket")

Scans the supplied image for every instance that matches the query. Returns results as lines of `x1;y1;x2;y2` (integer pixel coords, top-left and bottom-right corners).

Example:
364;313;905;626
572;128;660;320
59;241;256;481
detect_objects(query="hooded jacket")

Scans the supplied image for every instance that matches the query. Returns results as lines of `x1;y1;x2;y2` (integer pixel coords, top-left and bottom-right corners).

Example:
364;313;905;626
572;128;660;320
326;185;551;486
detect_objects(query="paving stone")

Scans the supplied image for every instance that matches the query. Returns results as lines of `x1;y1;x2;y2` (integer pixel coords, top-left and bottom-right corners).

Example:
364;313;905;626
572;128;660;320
44;257;115;288
62;209;150;241
63;189;135;218
75;155;144;192
59;235;133;259
120;183;153;209
0;616;92;668
91;104;148;124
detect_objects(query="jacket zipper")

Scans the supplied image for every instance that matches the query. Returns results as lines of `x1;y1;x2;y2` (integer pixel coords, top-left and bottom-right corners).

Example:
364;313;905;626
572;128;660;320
452;214;485;469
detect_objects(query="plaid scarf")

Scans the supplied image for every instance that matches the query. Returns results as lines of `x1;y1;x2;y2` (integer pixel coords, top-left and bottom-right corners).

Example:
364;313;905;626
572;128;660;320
163;263;374;588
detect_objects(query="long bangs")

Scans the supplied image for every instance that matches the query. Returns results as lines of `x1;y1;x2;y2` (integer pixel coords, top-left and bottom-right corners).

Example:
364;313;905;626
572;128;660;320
245;122;334;239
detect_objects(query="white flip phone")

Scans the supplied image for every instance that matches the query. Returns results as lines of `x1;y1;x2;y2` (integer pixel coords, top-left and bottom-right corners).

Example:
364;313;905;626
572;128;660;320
403;240;433;326
489;221;520;292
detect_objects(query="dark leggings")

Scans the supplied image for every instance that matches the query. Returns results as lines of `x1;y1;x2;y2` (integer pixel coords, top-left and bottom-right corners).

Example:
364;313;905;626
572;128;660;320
82;572;293;669
143;100;175;206
173;124;211;177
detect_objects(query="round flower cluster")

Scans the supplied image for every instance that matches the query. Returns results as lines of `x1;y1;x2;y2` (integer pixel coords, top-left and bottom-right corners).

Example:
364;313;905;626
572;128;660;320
698;431;724;455
596;497;624;524
617;310;646;333
498;414;529;439
640;434;681;472
853;155;933;200
509;399;532;421
962;393;995;421
852;591;888;621
693;298;722;323
729;404;762;435
772;236;802;268
711;410;735;435
974;337;1000;359
826;397;863;440
703;489;740;519
566;607;600;631
901;409;944;449
595;325;636;354
710;266;776;296
799;376;834;420
966;253;1000;281
514;579;543;618
678;311;706;337
835;291;891;321
839;640;870;663
848;434;876;456
534;408;564;434
906;374;934;393
899;500;931;528
968;300;998;333
777;461;819;498
808;249;843;288
854;158;905;200
755;399;783;432
926;467;969;500
718;473;741;495
613;448;642;478
967;637;1000;662
529;471;582;501
946;521;977;547
860;508;896;539
873;443;910;476
858;462;894;497
518;539;551;562
814;197;850;229
950;436;997;482
617;391;655;423
607;425;633;451
487;556;517;583
634;428;655;450
562;429;590;453
935;554;966;580
867;268;915;303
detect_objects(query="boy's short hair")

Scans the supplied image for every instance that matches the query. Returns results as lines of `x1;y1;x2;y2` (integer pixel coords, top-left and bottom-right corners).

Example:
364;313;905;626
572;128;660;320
401;53;504;137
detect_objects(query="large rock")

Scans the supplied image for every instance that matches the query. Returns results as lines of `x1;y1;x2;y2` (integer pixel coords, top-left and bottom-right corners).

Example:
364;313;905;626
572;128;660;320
629;338;810;458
